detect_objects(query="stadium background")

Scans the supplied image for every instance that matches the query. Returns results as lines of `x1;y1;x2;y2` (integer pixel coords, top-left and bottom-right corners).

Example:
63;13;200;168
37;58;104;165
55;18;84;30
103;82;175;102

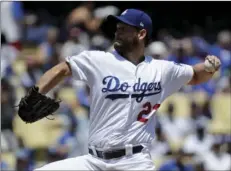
1;1;231;170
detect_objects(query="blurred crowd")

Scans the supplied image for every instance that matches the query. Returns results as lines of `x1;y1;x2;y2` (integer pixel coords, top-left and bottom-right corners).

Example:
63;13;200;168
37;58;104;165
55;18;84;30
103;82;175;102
1;1;231;171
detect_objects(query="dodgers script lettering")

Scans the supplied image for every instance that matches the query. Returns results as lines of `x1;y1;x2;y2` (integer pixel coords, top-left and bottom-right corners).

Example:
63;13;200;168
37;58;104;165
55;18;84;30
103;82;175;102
102;76;161;103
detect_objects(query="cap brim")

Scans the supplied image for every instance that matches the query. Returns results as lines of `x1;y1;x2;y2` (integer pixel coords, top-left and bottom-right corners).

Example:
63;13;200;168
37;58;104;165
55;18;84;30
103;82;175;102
107;15;139;28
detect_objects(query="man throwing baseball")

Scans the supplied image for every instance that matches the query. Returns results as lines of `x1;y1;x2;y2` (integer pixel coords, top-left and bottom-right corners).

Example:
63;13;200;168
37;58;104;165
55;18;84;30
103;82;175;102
18;9;221;170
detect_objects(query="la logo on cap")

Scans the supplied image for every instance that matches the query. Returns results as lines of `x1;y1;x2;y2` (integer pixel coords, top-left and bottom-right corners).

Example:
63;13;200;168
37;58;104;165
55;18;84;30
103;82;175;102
121;10;127;15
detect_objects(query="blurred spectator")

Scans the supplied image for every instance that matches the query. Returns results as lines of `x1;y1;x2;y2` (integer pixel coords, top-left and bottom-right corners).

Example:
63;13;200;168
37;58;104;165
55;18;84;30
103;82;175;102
65;24;91;49
90;34;111;51
1;78;16;131
67;2;95;31
201;140;231;171
24;14;51;44
191;25;210;58
66;2;116;48
74;108;89;155
216;72;231;93
15;138;33;171
77;85;90;113
21;55;43;91
67;2;117;38
209;30;231;77
156;29;173;47
168;38;202;65
48;123;80;161
183;118;214;157
60;26;87;60
1;34;19;79
47;103;87;160
191;37;210;59
150;126;171;161
1;133;9;152
201;99;213;120
159;103;191;145
1;1;24;50
36;27;61;71
158;149;194;171
49;91;88;158
194;161;206;171
93;5;120;20
16;148;32;171
146;41;169;59
1;129;18;153
183;101;206;135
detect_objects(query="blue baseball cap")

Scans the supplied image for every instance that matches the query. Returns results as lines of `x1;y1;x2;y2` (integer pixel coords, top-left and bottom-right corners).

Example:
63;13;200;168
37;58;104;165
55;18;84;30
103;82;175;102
107;9;153;39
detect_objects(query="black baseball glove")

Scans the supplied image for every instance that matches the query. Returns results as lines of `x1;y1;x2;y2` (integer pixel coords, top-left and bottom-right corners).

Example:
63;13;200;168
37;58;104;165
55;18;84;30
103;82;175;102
17;86;61;123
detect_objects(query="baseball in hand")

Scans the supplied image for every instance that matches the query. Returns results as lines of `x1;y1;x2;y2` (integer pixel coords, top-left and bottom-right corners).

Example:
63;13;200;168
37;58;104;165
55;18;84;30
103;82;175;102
204;55;221;73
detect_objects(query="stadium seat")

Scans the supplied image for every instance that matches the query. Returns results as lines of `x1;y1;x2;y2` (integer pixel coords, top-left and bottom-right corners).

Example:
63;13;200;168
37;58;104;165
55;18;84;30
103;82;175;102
12;59;26;76
13;114;64;149
58;87;79;109
158;93;191;118
19;47;38;60
209;93;231;134
189;91;209;107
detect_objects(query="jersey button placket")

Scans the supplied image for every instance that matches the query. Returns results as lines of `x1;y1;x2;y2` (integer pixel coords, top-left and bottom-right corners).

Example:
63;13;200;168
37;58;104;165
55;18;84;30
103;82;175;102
125;66;140;127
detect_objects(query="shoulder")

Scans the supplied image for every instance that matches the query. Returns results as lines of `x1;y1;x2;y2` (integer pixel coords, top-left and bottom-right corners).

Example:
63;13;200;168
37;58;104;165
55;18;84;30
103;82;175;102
150;58;175;65
157;59;191;69
149;58;178;69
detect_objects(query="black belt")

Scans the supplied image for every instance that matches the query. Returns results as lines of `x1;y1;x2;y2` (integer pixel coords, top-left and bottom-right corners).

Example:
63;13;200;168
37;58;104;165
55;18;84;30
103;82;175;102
89;145;143;160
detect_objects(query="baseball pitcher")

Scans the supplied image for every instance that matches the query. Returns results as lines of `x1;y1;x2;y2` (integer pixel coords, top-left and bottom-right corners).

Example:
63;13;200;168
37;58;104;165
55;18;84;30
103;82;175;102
17;9;221;170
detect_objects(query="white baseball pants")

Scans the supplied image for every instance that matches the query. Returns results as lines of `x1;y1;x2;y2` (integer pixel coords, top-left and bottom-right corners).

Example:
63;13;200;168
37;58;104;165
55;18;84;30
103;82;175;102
35;151;155;170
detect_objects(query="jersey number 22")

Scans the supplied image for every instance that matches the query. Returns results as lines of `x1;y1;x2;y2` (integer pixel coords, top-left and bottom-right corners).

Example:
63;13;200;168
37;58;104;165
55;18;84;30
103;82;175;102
137;102;160;123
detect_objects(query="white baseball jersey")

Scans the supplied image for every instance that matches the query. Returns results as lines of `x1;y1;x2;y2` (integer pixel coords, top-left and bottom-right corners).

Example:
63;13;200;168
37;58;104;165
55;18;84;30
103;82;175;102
66;50;194;150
